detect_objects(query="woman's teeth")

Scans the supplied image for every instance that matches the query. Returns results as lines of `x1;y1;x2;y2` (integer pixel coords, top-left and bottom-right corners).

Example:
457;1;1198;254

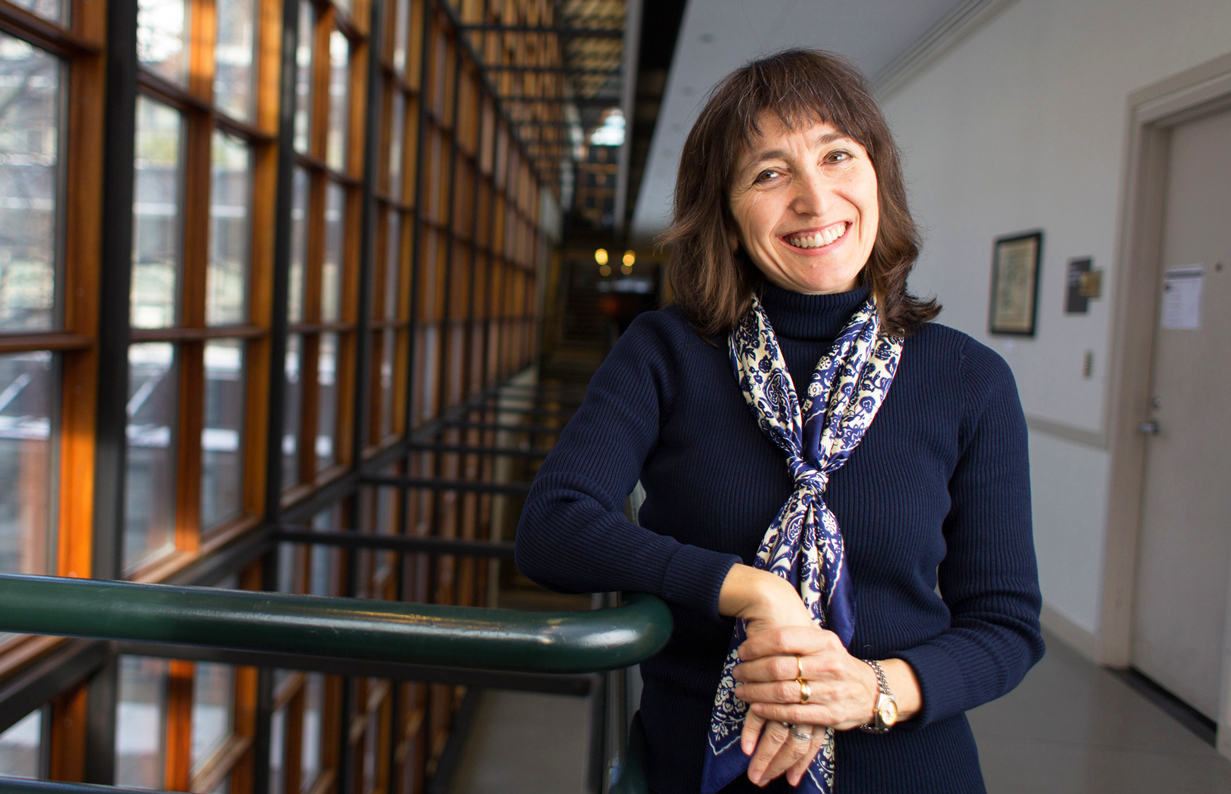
786;223;846;249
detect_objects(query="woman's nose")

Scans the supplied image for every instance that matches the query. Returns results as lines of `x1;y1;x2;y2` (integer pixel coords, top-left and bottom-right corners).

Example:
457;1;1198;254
790;170;831;216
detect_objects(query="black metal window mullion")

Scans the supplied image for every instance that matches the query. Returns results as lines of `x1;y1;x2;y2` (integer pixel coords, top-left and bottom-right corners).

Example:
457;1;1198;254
425;4;463;648
462;95;483;403
351;0;384;466
400;0;435;584
250;0;307;788
85;0;141;779
262;0;304;528
432;36;462;426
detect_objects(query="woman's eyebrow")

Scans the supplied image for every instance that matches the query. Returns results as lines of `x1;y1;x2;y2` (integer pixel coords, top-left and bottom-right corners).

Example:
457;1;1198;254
812;130;848;148
743;132;850;169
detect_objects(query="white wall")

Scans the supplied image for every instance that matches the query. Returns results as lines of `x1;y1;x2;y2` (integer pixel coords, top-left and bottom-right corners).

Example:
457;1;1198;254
881;0;1231;639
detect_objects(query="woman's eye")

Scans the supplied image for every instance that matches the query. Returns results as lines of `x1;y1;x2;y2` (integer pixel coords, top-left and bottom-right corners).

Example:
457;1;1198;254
755;169;779;183
826;150;851;164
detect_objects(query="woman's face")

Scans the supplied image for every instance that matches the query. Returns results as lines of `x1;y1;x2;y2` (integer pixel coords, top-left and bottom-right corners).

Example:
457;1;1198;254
728;114;878;294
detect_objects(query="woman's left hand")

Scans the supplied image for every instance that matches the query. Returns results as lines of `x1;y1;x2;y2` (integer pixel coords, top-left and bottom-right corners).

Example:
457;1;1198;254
734;717;829;788
733;626;879;732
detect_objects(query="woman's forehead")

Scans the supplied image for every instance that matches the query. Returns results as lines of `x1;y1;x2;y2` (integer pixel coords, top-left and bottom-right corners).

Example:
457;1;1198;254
742;105;835;141
738;116;853;163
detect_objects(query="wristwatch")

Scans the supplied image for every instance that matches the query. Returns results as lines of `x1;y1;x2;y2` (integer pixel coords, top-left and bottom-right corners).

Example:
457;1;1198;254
859;659;898;733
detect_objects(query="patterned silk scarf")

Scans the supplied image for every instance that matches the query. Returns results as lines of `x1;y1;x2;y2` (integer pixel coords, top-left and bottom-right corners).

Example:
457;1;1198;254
701;294;903;794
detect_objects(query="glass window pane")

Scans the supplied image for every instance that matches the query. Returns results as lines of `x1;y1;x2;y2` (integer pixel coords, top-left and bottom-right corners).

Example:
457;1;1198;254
301;673;324;787
309;505;341;596
0;35;60;333
374;476;394;584
322;183;344;322
362;709;377;793
272;668;293;697
137;0;190;85
191;662;234;769
282;334;301;489
388;92;403;200
418;326;436;423
384;212;399;320
308;544;338;597
213;0;256;122
288;168;308;324
201;340;244;529
0;352;54;579
10;0;63;24
207;131;251;326
375;475;395;535
326;31;349;172
124;343;177;575
390;0;408;74
293;0;314;153
315;333;338;471
132;97;182;329
269;706;285;794
0;709;41;779
379;330;393;438
276;542;302;594
116;656;169;789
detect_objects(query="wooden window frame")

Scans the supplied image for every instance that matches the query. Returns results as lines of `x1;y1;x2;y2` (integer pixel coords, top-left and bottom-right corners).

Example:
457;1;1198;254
124;0;285;583
0;0;105;676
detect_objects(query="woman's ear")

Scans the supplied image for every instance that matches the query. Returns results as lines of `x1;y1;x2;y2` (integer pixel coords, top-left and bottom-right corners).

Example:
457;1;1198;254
728;229;739;252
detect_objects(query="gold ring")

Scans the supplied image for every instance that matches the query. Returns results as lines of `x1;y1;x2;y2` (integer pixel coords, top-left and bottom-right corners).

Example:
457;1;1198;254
796;655;804;680
798;678;811;703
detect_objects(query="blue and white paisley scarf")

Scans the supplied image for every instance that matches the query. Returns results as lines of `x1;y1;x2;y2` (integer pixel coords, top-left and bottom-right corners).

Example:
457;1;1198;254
701;294;903;794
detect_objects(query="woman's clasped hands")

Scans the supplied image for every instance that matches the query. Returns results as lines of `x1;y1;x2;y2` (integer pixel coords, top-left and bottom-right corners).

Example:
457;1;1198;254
718;564;880;788
732;626;880;786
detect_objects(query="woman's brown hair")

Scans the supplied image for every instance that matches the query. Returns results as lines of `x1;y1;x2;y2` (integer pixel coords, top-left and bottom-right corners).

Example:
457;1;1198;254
660;48;939;336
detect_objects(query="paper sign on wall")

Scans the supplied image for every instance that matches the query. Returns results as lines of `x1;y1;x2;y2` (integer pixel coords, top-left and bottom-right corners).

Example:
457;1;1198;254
1161;264;1203;330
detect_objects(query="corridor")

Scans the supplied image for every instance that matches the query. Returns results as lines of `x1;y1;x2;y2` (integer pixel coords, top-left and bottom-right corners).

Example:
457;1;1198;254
1;0;1231;791
450;633;1231;794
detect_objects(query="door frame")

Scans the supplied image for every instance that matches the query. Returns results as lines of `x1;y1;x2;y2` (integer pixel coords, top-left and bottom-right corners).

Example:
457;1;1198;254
1101;50;1231;754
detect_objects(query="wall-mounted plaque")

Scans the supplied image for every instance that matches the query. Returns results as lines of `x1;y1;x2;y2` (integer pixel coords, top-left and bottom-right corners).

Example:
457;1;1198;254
989;231;1042;336
1065;257;1092;314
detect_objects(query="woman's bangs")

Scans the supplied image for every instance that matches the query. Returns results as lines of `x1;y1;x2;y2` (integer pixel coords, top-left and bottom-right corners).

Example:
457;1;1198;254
733;80;858;150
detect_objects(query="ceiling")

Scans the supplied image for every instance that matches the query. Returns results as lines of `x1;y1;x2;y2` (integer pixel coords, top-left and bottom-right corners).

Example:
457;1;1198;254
628;0;972;243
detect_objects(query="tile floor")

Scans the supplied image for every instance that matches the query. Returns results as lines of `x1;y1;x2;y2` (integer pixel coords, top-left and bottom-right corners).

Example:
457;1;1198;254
447;690;591;794
969;634;1231;793
449;632;1231;793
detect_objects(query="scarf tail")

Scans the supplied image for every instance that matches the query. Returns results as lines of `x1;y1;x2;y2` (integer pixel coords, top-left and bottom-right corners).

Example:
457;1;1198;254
704;296;901;794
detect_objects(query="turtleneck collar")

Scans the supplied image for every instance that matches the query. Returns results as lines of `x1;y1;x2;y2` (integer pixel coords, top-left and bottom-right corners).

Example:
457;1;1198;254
758;282;871;342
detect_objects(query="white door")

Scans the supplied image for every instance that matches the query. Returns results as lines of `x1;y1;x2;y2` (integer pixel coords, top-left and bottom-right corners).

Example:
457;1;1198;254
1131;107;1231;721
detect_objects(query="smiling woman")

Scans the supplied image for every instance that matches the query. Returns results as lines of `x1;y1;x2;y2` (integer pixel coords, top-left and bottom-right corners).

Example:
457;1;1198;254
728;118;879;296
516;49;1044;794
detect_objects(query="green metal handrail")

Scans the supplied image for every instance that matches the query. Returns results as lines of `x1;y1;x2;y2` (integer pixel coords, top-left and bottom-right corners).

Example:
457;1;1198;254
0;574;672;674
0;782;152;794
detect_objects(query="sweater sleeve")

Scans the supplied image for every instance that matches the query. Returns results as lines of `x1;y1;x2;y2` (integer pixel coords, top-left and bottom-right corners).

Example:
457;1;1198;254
514;312;742;620
892;338;1045;727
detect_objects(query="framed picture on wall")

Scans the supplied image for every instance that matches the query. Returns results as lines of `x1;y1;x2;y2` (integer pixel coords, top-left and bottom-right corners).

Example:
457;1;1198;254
989;230;1043;336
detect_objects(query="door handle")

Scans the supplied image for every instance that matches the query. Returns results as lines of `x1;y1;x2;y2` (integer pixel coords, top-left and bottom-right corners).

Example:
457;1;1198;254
1138;421;1160;435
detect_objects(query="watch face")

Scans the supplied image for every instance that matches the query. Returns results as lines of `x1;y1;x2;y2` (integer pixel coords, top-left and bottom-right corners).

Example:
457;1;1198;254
879;697;899;727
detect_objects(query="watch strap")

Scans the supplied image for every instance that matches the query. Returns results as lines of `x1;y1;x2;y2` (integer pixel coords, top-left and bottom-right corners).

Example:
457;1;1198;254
859;659;894;734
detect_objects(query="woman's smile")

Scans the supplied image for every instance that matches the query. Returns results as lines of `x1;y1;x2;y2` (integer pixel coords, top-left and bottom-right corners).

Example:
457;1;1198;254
729;115;879;294
782;221;849;251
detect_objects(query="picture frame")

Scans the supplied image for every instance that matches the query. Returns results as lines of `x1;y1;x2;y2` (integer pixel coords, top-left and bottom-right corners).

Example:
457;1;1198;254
988;230;1043;336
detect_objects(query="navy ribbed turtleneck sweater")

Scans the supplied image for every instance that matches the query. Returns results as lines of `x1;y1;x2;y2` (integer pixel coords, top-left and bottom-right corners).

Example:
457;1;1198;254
516;285;1044;793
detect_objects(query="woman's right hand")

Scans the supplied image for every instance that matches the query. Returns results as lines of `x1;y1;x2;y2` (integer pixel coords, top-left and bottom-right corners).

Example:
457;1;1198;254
718;564;814;635
717;564;821;785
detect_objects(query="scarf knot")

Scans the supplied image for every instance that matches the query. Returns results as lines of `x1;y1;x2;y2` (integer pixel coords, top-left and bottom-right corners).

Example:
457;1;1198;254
787;455;827;493
702;294;903;794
